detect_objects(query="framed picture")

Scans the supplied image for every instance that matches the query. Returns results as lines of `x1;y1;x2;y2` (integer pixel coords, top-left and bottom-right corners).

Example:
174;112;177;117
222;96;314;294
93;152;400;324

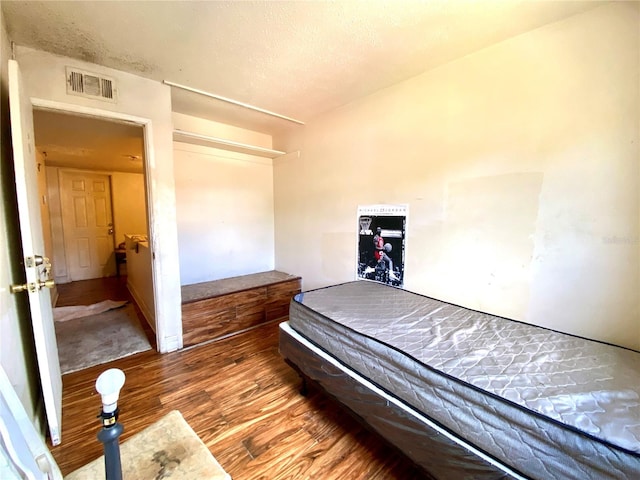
356;204;407;287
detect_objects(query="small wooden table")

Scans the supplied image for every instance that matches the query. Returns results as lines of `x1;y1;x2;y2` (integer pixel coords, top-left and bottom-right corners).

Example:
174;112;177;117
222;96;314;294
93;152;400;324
115;248;127;276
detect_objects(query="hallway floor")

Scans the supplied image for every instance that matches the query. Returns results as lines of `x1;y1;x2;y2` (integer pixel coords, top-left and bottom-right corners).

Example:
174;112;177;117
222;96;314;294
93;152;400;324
55;276;156;350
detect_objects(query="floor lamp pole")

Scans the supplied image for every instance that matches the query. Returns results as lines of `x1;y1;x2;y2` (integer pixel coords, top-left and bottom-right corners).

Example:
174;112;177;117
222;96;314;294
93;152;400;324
96;368;125;480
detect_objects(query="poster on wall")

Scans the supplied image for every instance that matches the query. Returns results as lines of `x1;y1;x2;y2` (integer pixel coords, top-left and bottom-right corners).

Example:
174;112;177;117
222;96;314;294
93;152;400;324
356;204;407;287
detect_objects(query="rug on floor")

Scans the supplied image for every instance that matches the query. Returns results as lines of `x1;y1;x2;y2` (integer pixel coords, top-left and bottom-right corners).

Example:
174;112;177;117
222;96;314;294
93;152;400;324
53;299;128;322
65;410;232;480
55;304;152;375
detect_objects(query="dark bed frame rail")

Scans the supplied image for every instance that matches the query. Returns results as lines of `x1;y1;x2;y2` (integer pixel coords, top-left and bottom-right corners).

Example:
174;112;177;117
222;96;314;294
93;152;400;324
284;358;439;480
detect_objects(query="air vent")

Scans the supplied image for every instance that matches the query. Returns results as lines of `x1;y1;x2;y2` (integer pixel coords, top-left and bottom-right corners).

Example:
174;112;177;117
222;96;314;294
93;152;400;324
65;67;117;103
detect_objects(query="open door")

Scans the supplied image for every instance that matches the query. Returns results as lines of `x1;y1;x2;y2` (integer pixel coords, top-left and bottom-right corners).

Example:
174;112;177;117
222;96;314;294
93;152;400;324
8;59;62;446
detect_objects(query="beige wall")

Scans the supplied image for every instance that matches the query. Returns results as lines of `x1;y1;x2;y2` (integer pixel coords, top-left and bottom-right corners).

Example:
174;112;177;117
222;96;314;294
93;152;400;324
15;47;182;352
274;3;640;350
173;113;275;285
111;172;148;246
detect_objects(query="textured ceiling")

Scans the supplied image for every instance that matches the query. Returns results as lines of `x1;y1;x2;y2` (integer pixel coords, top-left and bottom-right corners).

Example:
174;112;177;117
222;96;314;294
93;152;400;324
4;0;604;137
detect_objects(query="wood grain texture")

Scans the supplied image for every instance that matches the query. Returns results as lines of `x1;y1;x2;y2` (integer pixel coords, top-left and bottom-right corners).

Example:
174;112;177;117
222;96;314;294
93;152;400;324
50;321;430;479
181;277;301;347
266;281;301;321
55;276;132;307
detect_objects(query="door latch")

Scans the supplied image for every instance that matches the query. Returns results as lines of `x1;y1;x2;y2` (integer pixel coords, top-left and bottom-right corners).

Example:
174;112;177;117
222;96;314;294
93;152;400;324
11;255;55;294
25;255;47;268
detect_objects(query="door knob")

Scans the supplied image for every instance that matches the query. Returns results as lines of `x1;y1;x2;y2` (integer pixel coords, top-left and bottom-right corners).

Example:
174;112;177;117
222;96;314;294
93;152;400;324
10;282;29;293
40;279;55;289
10;279;56;294
108;228;114;235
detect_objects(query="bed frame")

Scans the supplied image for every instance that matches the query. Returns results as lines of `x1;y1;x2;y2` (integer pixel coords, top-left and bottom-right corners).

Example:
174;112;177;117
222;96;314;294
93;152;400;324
279;322;522;479
279;281;640;480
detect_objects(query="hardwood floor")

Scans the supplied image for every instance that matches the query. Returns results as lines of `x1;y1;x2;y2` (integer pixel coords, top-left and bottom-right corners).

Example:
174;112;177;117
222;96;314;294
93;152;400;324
49;321;429;479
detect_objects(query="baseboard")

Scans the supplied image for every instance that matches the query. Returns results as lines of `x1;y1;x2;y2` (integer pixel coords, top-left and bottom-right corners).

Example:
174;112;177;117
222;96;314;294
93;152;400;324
126;282;155;332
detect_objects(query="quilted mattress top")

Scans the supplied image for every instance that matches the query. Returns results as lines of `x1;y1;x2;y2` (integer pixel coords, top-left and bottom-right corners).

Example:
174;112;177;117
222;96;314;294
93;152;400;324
293;281;640;455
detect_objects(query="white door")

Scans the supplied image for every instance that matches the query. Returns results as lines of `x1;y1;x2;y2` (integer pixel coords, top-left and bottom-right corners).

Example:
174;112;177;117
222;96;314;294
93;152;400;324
60;170;116;280
8;59;63;446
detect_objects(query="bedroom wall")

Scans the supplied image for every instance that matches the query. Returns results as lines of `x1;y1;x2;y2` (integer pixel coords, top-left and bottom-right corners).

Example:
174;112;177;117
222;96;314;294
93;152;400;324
173;113;275;285
274;3;640;350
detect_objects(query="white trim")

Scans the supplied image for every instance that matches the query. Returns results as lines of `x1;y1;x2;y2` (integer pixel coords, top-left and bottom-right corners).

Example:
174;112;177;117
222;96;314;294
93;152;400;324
173;129;286;158
173;142;273;166
31;99;151;127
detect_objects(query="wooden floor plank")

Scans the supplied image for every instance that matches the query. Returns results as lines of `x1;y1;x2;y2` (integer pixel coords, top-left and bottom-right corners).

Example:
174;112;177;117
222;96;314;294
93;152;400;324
50;277;429;479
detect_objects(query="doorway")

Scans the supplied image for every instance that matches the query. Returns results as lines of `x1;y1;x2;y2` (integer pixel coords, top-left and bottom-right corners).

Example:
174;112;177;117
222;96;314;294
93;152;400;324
32;109;157;368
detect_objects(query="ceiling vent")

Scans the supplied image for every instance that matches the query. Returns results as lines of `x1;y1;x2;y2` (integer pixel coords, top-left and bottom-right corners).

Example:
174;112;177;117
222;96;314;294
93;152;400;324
65;67;117;103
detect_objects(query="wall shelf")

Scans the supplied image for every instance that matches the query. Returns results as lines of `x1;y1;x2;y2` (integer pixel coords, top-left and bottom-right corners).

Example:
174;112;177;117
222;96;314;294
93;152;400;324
173;129;287;158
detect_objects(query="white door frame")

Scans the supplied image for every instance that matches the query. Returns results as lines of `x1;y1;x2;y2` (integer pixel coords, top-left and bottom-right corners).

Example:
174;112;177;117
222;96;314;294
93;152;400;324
31;97;163;351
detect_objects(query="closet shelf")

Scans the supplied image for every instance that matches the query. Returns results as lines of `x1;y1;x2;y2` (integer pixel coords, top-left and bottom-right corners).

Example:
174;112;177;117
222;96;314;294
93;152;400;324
173;129;287;158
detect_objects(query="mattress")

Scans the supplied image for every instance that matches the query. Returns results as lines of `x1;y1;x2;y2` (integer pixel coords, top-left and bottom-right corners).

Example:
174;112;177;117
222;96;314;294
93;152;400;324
280;322;523;479
287;281;640;479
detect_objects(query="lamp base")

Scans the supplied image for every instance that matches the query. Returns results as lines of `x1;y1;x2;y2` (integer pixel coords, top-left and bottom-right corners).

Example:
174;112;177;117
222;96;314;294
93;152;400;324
97;421;124;480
